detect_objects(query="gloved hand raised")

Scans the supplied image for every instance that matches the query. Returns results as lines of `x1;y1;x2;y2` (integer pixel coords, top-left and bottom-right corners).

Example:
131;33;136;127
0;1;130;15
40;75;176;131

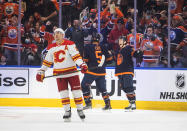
36;69;45;82
80;63;88;73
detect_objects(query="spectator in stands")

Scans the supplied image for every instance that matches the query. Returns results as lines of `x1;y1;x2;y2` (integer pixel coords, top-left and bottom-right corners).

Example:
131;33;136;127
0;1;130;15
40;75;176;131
170;0;185;15
1;14;24;65
3;0;24;20
31;21;48;58
21;33;40;66
2;0;186;69
59;0;83;30
108;18;129;53
100;17;114;47
141;25;163;67
127;27;143;49
65;19;88;57
101;0;127;24
35;0;58;27
170;15;187;67
172;44;187;68
22;0;37;23
0;0;4;21
177;45;187;68
0;55;7;65
125;8;138;32
139;10;152;30
82;0;95;11
40;22;57;46
24;15;35;33
127;27;143;67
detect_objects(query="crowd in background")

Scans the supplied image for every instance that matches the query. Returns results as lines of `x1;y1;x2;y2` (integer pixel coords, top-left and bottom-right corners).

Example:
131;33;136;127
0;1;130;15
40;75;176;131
0;0;186;68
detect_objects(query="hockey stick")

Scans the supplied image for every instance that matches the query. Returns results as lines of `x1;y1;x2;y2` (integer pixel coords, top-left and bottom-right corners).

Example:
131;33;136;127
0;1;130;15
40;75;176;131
44;65;103;79
44;70;79;79
98;55;105;67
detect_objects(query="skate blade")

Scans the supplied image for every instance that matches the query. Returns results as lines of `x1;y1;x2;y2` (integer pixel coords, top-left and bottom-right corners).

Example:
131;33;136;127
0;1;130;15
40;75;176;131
125;109;136;112
80;118;85;122
102;108;112;111
102;107;112;111
64;118;71;122
83;106;92;110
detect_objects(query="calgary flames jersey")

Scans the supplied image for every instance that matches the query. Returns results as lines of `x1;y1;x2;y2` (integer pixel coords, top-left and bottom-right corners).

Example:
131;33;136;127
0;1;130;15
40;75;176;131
41;39;84;78
141;38;163;63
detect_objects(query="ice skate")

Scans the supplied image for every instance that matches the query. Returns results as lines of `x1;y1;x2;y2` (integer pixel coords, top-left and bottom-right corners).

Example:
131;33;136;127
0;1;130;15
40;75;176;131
77;109;85;121
63;110;71;122
102;99;111;110
83;97;92;110
102;104;112;110
83;102;92;110
125;101;136;111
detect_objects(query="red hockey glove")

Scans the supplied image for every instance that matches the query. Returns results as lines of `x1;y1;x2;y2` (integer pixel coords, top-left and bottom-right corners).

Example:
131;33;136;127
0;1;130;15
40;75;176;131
36;69;45;82
80;63;88;73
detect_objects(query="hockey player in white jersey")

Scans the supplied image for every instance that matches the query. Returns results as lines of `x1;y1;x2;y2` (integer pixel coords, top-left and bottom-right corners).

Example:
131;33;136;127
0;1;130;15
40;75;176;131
36;28;88;122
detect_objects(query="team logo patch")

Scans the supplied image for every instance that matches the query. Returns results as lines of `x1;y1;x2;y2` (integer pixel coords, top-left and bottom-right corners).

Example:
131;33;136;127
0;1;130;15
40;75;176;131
8;28;17;39
170;31;176;41
170;1;177;10
5;5;14;15
144;41;153;51
130;37;134;45
176;74;185;89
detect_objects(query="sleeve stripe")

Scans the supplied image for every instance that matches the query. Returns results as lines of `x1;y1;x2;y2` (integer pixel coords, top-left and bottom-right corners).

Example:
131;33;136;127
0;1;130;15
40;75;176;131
106;57;113;61
72;54;82;62
43;60;53;65
115;72;134;76
72;54;81;59
83;59;89;62
42;60;53;67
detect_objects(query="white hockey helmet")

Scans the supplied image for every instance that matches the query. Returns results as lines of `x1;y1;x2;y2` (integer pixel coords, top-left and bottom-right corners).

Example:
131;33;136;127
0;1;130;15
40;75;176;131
54;28;65;35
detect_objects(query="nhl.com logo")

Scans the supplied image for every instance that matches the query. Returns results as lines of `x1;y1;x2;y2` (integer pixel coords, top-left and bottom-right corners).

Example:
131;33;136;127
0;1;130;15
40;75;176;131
175;74;185;89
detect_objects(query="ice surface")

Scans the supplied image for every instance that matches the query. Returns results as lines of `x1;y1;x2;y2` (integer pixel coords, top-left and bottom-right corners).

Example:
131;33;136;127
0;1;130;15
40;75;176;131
0;107;186;131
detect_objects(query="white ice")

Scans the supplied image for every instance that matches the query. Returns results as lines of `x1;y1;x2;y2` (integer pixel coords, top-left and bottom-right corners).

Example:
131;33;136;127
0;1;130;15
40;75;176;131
0;107;186;131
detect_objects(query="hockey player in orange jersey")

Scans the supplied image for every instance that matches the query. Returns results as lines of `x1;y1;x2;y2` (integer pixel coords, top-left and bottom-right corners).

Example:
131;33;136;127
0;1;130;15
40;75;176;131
36;28;88;122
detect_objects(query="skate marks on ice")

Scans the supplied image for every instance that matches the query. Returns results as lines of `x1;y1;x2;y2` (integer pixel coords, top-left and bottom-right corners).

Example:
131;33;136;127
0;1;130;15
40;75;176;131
0;107;187;131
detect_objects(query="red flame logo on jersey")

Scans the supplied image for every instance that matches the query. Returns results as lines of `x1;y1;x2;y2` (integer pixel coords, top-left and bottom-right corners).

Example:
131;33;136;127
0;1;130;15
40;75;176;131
54;50;65;63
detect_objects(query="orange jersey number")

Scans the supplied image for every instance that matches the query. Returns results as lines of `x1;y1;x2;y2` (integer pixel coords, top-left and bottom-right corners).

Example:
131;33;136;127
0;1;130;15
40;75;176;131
95;50;102;64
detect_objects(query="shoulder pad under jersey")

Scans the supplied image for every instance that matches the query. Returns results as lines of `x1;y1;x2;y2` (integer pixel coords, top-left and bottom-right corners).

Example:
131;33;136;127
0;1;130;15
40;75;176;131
47;43;57;50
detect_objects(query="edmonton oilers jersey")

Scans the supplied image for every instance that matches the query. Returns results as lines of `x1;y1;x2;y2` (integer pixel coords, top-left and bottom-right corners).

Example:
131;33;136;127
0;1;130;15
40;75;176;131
115;45;134;76
170;26;187;44
83;44;112;75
